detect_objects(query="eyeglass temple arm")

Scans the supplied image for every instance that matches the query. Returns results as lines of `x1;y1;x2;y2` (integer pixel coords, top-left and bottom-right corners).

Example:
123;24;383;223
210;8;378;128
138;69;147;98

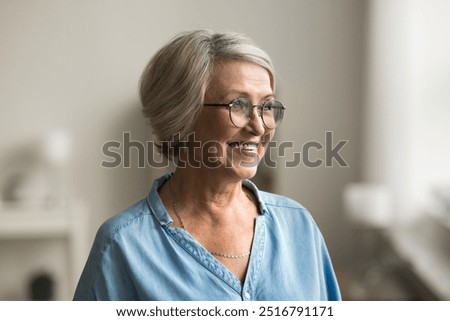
204;103;285;109
203;103;231;107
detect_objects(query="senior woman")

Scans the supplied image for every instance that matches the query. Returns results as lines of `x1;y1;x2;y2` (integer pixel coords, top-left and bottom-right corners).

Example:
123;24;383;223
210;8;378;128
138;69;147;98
73;30;341;301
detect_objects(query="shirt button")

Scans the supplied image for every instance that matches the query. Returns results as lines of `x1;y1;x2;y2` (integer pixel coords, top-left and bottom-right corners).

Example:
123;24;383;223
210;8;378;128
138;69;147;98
244;292;251;300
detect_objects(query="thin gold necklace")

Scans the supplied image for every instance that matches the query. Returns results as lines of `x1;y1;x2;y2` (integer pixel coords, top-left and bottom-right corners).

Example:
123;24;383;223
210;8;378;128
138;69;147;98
167;178;251;259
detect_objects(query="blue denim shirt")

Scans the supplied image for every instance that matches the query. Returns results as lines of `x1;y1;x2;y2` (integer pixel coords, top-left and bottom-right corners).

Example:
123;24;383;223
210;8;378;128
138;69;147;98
73;173;341;300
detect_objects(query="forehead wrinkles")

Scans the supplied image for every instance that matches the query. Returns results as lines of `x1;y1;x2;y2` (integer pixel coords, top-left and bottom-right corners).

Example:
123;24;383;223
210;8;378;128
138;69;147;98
205;60;272;102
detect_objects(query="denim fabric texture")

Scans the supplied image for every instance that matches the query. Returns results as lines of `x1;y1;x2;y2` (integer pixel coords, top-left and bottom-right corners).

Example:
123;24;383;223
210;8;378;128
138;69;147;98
73;173;341;301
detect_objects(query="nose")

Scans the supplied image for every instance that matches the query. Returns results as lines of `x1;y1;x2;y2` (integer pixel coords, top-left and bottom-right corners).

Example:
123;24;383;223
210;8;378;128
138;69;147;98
245;106;266;136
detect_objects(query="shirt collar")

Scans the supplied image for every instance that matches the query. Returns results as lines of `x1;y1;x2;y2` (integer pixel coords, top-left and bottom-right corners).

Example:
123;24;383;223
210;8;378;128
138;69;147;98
242;179;269;216
146;172;268;227
146;172;174;227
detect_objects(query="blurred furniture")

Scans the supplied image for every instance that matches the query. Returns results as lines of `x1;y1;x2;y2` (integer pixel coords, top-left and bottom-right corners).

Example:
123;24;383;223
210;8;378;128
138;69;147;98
384;211;450;300
0;202;88;300
343;183;450;300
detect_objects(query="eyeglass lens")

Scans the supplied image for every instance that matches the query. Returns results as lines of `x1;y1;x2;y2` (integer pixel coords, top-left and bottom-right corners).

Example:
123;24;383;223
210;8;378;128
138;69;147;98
229;98;284;128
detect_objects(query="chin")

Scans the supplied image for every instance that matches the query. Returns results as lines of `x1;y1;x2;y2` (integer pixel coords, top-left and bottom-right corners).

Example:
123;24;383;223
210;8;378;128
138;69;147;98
209;149;263;180
229;157;260;181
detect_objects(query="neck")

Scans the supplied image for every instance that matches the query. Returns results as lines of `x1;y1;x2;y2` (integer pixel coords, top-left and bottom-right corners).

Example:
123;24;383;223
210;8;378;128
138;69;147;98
163;167;259;275
168;168;254;225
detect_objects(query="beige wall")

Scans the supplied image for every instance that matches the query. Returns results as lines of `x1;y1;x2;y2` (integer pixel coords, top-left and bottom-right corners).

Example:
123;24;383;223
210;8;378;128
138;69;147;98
0;0;365;298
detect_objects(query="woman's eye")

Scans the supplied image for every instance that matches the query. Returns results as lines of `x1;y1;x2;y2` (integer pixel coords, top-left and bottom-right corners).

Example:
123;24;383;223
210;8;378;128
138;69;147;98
233;98;247;106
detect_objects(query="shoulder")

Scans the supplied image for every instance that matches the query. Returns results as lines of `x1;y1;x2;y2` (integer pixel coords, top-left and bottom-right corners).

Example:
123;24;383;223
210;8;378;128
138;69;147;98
74;198;154;300
259;190;307;211
257;190;320;230
94;198;152;245
244;179;313;221
258;190;310;218
245;180;306;211
93;173;171;248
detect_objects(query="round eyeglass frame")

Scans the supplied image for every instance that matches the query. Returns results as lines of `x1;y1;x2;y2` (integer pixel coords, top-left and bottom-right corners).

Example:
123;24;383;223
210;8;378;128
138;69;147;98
203;97;285;129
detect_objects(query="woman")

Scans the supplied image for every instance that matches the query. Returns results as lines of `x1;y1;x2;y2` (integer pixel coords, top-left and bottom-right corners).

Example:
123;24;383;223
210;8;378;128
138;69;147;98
73;30;341;300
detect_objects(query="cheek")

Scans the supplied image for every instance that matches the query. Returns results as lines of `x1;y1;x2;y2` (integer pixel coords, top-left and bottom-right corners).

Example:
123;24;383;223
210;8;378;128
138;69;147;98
259;130;275;154
193;111;234;140
263;129;275;145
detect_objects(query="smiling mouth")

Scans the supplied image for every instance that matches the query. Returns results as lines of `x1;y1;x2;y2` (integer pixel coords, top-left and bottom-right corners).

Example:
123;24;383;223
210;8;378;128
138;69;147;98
228;141;259;152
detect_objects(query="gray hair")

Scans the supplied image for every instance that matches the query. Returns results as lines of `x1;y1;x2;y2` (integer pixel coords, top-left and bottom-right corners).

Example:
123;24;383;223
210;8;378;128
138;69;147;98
139;30;275;160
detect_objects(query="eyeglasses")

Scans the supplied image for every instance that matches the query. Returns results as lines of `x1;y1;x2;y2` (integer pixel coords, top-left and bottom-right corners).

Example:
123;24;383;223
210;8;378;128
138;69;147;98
203;98;285;129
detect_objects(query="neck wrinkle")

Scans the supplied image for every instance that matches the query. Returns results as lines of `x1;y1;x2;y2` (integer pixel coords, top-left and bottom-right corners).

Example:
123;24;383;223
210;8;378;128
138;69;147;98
169;169;254;225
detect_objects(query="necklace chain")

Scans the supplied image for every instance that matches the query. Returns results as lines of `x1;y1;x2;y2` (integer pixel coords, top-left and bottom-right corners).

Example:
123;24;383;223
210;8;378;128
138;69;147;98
167;178;251;259
167;177;185;229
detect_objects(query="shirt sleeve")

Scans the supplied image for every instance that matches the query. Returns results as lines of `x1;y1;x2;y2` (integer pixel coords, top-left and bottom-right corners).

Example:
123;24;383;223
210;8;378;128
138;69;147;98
317;232;342;300
73;220;138;300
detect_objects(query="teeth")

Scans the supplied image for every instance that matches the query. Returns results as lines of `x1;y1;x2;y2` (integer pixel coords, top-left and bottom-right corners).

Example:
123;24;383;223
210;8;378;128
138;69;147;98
228;142;258;151
241;143;258;151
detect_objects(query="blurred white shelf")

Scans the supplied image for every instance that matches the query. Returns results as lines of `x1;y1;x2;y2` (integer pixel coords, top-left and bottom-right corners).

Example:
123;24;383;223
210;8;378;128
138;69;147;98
0;201;90;299
0;210;74;239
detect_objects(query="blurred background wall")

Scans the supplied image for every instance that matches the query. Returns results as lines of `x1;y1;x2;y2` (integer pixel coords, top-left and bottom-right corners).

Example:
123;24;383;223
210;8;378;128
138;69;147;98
0;0;448;300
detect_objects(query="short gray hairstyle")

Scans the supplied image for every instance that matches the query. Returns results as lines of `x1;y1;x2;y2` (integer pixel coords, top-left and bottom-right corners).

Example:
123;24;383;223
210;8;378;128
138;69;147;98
139;30;275;160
